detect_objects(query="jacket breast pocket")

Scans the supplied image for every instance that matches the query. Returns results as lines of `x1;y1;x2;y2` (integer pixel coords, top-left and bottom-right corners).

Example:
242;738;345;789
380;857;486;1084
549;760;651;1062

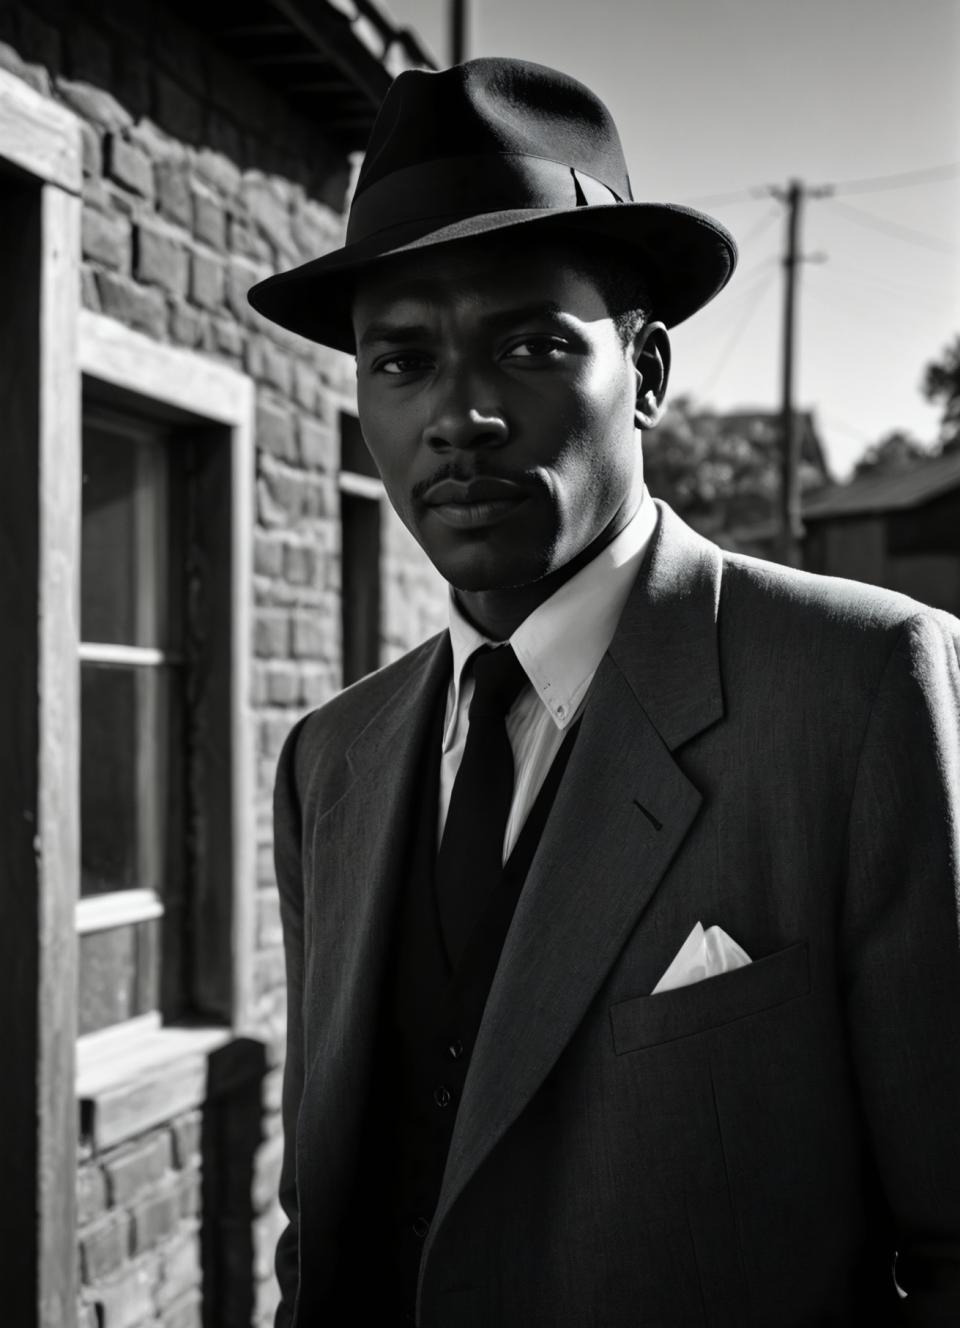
610;940;810;1054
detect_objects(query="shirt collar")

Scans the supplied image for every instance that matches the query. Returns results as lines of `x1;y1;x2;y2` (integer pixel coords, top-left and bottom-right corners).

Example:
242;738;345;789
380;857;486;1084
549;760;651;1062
446;488;658;735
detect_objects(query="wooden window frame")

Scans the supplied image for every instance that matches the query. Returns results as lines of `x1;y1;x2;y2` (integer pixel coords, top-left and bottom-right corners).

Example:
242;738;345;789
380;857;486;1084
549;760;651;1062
77;310;257;1050
0;67;254;1321
0;68;82;1328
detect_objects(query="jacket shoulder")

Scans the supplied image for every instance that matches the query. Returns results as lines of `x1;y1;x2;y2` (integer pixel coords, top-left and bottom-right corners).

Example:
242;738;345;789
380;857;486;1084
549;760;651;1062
279;630;447;796
716;548;959;698
720;547;955;636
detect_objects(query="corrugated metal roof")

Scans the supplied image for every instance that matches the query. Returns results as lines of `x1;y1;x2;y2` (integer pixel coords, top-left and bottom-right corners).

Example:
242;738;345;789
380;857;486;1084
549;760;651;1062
803;448;960;520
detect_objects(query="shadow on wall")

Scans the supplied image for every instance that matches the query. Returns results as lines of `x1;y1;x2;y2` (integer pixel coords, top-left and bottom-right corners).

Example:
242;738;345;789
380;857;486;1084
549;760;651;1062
5;0;352;210
202;1036;275;1327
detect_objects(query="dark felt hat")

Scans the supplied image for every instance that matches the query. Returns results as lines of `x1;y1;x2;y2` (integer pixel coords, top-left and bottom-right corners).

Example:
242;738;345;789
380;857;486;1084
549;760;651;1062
247;58;738;351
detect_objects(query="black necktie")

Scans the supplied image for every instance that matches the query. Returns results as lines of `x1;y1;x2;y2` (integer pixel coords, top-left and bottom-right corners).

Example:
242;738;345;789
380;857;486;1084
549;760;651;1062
436;644;529;969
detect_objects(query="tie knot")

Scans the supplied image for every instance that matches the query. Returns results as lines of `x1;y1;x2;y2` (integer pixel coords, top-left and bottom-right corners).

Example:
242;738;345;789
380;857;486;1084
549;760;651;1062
468;644;528;720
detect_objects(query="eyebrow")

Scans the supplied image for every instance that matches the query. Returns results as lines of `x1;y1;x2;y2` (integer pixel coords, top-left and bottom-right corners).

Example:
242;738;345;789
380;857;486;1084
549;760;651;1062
357;301;568;350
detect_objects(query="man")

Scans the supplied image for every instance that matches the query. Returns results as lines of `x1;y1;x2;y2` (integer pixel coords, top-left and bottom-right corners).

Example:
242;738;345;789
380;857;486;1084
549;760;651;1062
249;58;960;1327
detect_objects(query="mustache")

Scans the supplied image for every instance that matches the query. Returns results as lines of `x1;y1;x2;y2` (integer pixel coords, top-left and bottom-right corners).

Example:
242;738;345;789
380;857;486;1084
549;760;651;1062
411;463;534;503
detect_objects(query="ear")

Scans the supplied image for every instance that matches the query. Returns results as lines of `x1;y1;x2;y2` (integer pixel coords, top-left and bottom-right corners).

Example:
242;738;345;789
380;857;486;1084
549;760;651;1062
631;322;671;428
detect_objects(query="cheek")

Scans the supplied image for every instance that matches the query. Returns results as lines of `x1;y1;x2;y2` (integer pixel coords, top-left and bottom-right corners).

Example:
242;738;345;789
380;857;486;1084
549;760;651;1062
549;370;637;492
356;398;413;495
583;355;637;430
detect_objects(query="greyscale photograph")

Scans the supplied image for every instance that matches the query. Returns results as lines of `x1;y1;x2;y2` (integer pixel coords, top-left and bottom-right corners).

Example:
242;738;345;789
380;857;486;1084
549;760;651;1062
2;0;959;1325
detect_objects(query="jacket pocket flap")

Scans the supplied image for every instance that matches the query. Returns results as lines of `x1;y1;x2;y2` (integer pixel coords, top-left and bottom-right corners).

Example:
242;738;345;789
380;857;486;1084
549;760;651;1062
610;940;810;1054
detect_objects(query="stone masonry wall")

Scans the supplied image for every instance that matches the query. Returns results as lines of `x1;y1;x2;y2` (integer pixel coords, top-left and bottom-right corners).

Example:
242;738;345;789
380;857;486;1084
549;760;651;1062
76;1113;203;1328
1;1;445;1323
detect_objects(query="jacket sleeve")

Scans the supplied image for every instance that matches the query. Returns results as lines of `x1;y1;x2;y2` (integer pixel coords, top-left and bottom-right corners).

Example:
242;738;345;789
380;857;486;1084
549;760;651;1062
273;713;313;1328
841;610;960;1323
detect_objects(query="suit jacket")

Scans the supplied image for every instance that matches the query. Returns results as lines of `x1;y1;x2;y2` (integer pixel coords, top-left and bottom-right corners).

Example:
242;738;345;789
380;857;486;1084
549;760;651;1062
272;501;960;1327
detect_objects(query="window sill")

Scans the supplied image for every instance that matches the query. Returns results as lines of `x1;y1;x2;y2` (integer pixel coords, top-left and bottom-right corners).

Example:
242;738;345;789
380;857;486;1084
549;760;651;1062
77;1018;233;1152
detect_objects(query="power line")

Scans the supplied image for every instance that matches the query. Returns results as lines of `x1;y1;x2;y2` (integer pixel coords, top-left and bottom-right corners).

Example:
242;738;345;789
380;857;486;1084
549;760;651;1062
802;279;936;338
681;160;960;213
826;198;959;256
808;259;953;314
735;206;783;250
700;268;778;396
682;258;777;332
679;186;767;208
818;412;875;446
723;253;780;292
831;160;960;197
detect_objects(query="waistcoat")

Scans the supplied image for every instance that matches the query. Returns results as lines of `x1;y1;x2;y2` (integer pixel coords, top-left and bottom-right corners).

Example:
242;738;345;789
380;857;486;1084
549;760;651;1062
329;688;579;1322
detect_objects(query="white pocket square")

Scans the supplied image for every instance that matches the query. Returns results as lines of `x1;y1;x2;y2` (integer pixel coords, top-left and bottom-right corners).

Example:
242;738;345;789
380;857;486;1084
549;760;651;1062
652;922;752;994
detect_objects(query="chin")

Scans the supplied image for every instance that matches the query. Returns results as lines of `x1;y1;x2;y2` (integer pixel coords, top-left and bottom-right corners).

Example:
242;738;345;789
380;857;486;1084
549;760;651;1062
434;549;550;594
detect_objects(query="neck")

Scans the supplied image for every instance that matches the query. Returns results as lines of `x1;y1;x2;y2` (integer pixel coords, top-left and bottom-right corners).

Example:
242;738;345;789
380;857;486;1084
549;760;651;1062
453;492;643;640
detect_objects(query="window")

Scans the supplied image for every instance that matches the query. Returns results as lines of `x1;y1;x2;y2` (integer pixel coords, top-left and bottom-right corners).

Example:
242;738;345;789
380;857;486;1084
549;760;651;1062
77;405;186;1034
76;311;255;1053
339;412;384;685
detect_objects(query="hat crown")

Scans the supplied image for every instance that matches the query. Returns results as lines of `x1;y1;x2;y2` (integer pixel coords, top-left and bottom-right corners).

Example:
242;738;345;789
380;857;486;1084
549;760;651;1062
247;58;737;351
356;58;633;203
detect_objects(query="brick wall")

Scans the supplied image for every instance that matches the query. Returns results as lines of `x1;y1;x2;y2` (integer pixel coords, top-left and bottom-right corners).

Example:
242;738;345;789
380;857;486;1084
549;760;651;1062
77;1113;203;1328
383;504;449;665
1;1;445;1323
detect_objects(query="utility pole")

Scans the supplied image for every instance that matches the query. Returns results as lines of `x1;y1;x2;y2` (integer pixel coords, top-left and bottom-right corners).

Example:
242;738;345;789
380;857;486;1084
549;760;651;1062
451;0;470;63
769;179;832;568
778;179;803;568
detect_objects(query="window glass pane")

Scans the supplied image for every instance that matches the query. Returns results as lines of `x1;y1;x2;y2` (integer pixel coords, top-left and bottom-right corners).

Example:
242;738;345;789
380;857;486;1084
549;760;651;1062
341;492;382;685
340;411;380;479
80;661;181;898
81;415;179;649
78;918;160;1036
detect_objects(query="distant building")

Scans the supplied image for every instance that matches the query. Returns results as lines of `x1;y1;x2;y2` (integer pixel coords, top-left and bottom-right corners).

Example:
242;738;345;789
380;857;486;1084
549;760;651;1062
803;450;960;616
645;405;832;553
0;5;443;1326
708;408;832;484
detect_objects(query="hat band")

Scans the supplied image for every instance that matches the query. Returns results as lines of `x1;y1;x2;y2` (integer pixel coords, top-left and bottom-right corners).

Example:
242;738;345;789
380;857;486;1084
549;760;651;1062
346;153;624;245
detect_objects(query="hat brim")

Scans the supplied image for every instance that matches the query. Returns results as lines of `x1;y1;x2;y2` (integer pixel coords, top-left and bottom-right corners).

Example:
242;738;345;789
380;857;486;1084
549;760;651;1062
247;201;737;353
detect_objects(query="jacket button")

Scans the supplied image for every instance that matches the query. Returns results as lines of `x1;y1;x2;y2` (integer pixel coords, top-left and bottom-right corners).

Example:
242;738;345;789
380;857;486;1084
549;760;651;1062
446;1039;464;1060
412;1216;430;1238
434;1084;452;1107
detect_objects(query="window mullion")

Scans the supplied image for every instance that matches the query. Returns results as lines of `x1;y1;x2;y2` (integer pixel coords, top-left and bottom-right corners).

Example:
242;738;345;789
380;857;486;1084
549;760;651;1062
79;643;183;667
76;888;164;935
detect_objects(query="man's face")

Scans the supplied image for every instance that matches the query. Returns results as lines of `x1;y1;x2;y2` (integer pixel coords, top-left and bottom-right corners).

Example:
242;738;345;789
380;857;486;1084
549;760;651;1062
353;237;645;596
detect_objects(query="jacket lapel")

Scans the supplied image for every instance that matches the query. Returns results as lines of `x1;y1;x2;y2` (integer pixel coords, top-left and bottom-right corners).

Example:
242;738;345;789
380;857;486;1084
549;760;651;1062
423;503;725;1279
296;631;451;1253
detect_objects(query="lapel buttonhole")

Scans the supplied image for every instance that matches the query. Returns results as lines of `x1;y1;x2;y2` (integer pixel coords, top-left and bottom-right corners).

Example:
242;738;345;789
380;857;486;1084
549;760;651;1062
633;799;663;832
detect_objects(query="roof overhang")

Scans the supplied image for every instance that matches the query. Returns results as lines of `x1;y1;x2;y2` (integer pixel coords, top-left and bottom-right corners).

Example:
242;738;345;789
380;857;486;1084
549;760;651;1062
803;450;960;521
171;0;436;153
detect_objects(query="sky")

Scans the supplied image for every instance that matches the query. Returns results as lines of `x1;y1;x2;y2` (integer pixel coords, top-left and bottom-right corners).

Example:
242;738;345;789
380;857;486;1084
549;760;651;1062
388;0;960;477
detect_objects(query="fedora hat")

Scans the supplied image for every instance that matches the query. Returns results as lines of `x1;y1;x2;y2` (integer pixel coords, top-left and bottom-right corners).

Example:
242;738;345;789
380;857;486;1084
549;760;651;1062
248;58;737;351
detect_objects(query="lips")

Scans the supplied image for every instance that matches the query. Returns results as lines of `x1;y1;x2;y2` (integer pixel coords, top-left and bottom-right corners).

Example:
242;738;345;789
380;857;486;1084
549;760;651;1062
421;474;529;530
422;475;526;506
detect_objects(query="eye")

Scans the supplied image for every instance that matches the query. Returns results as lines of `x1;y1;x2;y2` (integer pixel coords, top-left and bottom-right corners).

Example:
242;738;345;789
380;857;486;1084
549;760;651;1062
504;337;569;361
373;353;432;376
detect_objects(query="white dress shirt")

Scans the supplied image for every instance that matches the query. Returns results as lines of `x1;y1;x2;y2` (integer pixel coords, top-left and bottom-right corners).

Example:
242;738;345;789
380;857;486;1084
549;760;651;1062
440;489;658;860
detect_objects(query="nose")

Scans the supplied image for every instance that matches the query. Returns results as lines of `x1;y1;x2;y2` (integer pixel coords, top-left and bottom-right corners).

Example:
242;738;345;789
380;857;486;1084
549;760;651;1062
422;372;509;453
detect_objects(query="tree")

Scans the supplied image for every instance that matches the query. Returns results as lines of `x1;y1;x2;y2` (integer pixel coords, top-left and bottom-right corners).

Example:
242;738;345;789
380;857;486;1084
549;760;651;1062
851;429;938;480
922;335;960;452
643;396;825;540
